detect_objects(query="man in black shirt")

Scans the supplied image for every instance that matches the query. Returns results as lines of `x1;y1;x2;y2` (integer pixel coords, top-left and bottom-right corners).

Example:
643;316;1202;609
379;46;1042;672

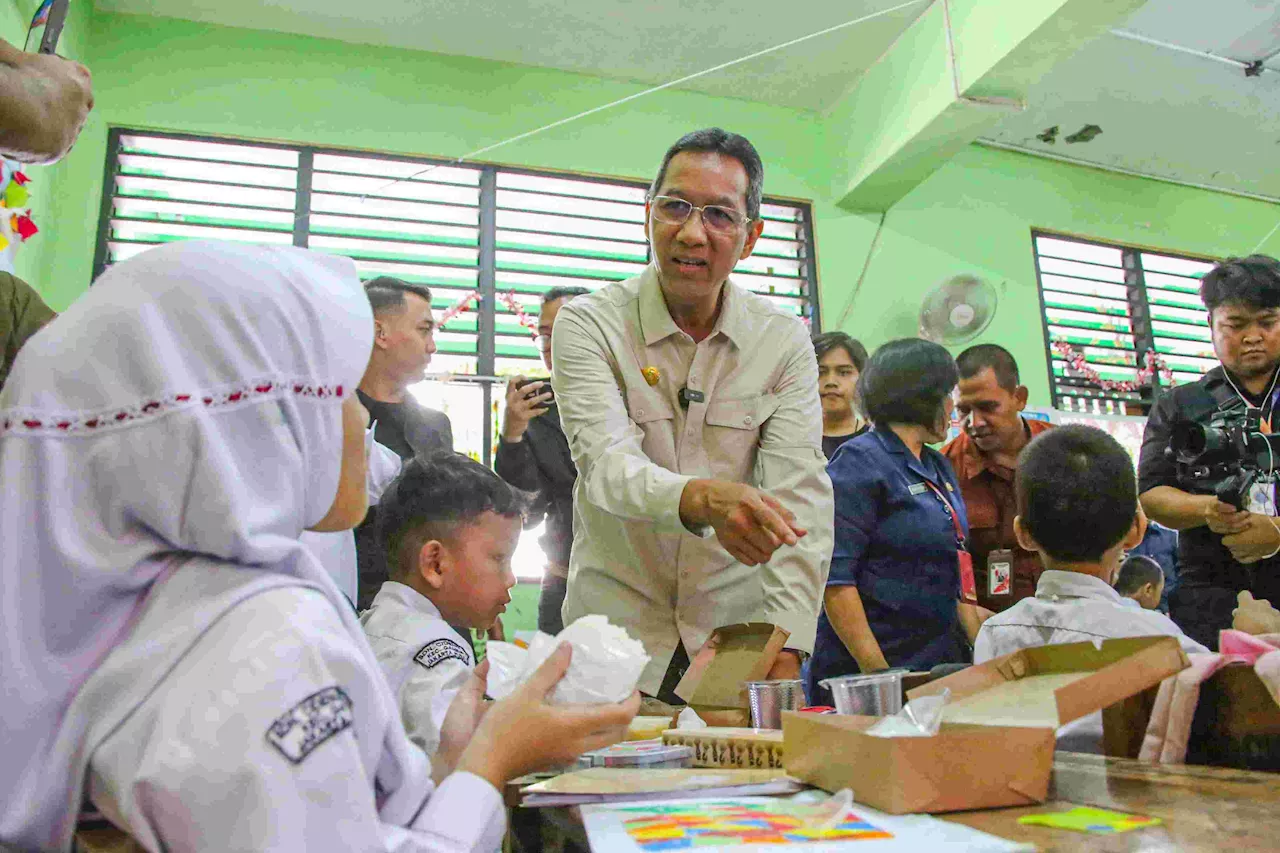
494;286;589;634
1139;255;1280;649
355;277;454;610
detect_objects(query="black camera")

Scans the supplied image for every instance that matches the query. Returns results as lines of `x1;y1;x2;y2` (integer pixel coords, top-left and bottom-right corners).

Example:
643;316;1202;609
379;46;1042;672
1169;408;1280;509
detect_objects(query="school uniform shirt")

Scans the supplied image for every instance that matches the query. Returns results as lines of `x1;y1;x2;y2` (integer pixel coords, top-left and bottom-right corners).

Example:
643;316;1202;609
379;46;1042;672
551;266;834;695
79;560;506;853
974;570;1208;753
940;417;1053;612
808;428;970;700
361;582;474;759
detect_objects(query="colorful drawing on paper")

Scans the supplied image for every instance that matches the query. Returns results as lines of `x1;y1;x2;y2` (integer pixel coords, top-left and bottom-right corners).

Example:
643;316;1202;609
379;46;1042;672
616;800;892;849
1018;806;1162;835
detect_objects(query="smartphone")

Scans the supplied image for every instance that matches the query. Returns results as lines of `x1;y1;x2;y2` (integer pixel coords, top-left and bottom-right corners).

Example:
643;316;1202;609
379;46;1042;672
25;0;70;55
515;377;554;407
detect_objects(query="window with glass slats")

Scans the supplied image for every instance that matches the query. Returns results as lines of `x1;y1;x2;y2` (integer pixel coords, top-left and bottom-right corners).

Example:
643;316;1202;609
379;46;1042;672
95;129;820;467
1033;232;1216;415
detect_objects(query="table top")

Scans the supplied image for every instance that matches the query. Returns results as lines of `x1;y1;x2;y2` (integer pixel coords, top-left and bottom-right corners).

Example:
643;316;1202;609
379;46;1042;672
512;753;1280;852
943;753;1279;851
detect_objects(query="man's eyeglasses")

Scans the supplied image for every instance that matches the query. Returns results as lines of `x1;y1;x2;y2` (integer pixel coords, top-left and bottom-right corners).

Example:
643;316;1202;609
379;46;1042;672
650;195;750;235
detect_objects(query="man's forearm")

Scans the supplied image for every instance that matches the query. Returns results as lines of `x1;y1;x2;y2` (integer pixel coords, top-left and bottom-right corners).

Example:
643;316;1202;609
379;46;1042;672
1139;485;1214;530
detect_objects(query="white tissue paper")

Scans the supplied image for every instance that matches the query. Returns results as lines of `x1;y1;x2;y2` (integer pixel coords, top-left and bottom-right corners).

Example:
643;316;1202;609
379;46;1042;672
866;689;950;738
677;707;708;730
484;615;650;705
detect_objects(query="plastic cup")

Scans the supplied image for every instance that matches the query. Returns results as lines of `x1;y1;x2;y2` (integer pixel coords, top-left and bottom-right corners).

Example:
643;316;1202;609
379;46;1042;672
744;679;805;729
819;671;905;717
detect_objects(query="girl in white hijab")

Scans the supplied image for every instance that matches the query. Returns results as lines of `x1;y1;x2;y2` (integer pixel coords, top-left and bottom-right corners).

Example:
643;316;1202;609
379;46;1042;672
0;241;636;852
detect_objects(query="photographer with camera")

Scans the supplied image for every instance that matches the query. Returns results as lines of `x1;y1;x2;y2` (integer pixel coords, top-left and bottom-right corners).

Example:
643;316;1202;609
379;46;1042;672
1138;255;1280;650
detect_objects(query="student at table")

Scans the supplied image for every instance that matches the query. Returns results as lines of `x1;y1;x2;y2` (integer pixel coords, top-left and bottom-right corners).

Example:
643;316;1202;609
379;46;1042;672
808;339;980;703
0;240;637;851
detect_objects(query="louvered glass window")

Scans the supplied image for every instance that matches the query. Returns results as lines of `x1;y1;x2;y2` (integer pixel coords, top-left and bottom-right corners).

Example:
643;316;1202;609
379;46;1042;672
1033;231;1217;415
94;129;821;468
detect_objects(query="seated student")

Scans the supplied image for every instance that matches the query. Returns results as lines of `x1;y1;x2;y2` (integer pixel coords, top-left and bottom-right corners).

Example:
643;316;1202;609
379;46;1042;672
1114;555;1166;611
975;426;1207;751
1128;520;1179;613
362;453;522;758
977;425;1207;661
0;240;637;852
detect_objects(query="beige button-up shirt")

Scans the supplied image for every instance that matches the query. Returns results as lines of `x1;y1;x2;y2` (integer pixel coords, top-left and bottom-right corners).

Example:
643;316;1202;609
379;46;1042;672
552;265;834;695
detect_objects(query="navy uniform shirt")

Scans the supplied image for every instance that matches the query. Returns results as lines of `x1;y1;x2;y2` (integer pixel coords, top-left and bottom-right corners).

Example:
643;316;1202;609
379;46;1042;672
808;427;970;702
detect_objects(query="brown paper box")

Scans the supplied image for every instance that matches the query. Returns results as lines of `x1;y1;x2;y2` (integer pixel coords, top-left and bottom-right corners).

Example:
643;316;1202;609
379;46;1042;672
784;636;1188;814
674;623;790;714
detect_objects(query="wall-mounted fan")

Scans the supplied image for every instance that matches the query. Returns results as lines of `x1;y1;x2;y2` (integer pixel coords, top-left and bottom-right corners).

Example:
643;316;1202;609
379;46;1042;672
919;274;998;345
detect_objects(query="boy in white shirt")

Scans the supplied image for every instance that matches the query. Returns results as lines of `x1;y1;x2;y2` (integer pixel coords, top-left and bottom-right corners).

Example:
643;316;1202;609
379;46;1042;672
1114;555;1166;611
362;452;522;758
975;426;1207;751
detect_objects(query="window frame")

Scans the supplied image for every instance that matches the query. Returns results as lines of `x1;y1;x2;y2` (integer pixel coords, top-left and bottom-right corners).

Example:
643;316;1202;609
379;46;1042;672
92;127;823;464
1032;229;1218;414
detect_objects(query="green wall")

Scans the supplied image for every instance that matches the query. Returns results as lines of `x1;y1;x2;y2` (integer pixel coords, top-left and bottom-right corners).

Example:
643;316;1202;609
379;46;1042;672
26;9;1280;407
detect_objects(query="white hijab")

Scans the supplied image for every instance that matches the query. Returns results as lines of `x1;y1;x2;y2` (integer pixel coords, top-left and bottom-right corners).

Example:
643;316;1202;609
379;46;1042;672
0;241;373;847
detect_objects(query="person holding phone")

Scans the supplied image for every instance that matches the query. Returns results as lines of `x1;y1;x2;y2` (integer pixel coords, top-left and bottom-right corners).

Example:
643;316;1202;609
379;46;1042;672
495;286;590;634
0;35;92;164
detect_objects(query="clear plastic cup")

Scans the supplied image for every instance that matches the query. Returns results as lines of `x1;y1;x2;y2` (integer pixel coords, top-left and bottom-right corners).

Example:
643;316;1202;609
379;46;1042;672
744;679;805;729
820;671;905;717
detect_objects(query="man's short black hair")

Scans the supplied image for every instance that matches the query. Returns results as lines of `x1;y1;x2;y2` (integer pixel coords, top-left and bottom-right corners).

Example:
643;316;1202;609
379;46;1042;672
365;276;433;317
649;128;764;221
542;286;591;305
812;332;869;373
858;338;958;429
377;452;525;581
1114;555;1164;595
1200;254;1280;314
1017;425;1136;563
956;343;1020;391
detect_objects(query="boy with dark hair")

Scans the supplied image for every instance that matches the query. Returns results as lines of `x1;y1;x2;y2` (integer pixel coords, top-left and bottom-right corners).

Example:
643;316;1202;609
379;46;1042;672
361;453;524;758
978;425;1204;660
1114;555;1166;611
812;331;870;460
977;425;1207;751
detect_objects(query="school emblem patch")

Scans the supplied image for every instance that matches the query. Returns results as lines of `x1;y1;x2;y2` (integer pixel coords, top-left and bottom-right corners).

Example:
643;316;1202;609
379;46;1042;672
265;686;354;764
414;638;471;670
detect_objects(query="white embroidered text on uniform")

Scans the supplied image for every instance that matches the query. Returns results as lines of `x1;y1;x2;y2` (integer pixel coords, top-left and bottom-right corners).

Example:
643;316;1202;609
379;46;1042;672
265;686;354;764
414;639;470;670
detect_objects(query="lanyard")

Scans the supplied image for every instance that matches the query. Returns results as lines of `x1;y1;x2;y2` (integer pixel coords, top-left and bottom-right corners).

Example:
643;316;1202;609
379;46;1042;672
922;479;967;551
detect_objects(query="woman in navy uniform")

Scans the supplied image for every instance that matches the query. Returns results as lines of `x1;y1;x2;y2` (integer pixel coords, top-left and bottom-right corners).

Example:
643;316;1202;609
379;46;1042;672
808;339;980;704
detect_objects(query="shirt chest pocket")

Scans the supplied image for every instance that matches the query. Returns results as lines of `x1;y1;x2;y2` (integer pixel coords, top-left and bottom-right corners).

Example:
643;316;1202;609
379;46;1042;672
625;386;677;466
703;394;779;482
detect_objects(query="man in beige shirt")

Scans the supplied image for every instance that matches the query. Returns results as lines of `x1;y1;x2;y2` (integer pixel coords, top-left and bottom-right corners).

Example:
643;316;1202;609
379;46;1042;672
551;128;834;700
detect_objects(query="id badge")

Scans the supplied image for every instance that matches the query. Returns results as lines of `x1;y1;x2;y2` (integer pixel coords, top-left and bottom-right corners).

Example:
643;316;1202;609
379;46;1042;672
987;549;1013;596
958;550;977;603
1248;480;1278;517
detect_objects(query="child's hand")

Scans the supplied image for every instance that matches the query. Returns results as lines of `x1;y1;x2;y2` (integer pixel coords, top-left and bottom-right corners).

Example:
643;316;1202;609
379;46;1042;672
1234;590;1280;635
455;644;639;789
433;660;492;783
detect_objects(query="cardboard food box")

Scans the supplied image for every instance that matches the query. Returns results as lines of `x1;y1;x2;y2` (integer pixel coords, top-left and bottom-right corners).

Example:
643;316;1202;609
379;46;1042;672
673;622;790;726
783;636;1188;814
663;727;785;769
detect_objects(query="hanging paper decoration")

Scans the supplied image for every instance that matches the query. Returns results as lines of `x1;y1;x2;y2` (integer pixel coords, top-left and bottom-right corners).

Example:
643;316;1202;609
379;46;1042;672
437;289;480;325
11;213;37;242
11;170;30;186
498;290;539;338
1052;341;1175;394
5;181;29;209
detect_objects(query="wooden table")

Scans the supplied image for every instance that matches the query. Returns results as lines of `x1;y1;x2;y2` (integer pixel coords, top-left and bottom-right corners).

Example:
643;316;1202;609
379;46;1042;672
508;754;1280;852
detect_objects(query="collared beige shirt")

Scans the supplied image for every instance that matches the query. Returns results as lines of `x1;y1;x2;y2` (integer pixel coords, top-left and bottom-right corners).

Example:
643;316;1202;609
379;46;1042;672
552;265;833;694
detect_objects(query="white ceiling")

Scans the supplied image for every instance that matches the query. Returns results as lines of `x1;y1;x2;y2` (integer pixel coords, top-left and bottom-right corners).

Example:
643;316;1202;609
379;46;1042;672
99;0;1280;201
96;0;926;111
984;0;1280;200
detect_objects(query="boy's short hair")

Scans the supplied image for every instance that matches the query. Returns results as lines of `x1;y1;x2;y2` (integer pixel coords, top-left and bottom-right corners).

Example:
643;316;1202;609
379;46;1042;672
1016;425;1136;563
812;331;869;373
1114;555;1164;595
365;276;433;317
377;452;525;582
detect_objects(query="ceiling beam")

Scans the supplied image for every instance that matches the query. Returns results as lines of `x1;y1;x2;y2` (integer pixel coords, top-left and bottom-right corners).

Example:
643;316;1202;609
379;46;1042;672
825;0;1148;212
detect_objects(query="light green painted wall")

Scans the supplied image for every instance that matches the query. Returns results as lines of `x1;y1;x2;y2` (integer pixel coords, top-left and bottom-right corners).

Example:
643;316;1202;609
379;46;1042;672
26;10;1280;408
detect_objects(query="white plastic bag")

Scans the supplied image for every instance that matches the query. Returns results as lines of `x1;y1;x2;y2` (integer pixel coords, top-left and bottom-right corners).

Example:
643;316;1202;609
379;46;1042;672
484;615;650;705
866;688;950;738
